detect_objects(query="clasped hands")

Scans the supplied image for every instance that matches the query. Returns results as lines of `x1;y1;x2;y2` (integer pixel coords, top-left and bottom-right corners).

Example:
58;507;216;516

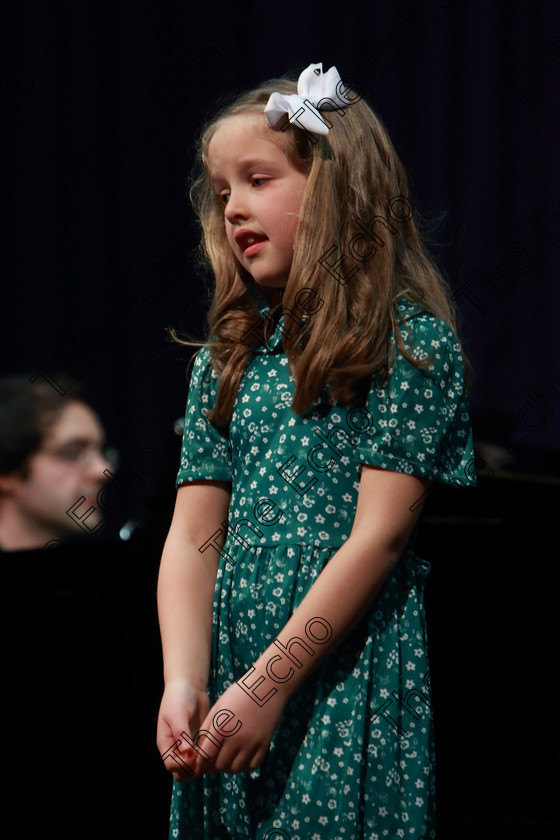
157;675;290;782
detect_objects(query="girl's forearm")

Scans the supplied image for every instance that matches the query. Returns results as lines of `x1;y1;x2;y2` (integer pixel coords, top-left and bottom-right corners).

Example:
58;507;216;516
157;531;219;689
250;533;403;700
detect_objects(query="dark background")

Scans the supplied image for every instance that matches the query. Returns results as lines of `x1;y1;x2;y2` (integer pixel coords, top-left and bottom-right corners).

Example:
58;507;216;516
1;1;559;837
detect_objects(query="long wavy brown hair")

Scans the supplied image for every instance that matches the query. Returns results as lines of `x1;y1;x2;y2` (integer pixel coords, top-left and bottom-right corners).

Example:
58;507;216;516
172;73;473;426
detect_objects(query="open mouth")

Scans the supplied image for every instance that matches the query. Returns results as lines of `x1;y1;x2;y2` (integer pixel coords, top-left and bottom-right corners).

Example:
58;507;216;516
235;230;268;255
243;238;268;257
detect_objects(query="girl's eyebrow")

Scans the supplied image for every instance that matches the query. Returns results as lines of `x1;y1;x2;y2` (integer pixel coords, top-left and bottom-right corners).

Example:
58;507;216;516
236;157;274;169
210;157;276;185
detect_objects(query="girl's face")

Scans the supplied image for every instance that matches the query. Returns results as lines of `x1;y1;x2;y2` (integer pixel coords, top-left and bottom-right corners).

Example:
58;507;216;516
207;114;308;293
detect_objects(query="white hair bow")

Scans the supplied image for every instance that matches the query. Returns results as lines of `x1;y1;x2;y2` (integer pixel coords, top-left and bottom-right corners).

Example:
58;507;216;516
264;62;353;136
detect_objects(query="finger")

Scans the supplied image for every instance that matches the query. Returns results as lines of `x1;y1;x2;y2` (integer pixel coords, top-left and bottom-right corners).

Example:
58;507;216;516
213;743;251;775
164;759;197;782
171;770;199;783
191;732;225;776
247;745;267;772
169;746;204;782
228;740;267;774
160;739;199;780
163;754;197;781
195;750;218;776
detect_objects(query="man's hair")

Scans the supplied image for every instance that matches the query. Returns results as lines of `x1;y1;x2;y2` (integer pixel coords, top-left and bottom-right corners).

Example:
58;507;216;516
0;376;87;476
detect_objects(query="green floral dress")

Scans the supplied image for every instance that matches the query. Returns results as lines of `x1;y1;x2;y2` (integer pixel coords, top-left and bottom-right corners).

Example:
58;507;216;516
169;296;476;840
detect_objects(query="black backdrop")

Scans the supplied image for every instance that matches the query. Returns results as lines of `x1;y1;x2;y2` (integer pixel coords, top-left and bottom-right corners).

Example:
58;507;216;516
1;1;559;838
3;0;560;514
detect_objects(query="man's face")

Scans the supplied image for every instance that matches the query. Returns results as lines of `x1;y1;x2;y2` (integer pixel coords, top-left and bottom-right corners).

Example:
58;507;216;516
9;401;110;540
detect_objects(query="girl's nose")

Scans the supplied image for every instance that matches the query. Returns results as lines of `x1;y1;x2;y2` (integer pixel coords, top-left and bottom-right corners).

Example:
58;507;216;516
224;189;249;223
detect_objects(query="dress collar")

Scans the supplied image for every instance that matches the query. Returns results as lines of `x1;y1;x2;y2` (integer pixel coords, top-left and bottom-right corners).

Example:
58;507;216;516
394;295;428;322
253;305;291;355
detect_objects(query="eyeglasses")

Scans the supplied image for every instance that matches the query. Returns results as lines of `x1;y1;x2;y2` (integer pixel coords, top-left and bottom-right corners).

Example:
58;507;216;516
39;442;119;470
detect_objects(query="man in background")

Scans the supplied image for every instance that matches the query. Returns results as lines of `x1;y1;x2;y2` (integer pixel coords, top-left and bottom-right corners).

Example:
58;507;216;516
0;376;111;550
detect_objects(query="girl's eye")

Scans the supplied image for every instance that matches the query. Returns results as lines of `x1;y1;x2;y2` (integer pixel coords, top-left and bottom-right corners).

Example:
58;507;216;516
216;177;268;205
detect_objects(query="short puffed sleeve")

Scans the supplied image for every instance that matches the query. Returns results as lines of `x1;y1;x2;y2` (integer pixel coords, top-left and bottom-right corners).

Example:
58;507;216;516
355;312;476;487
176;347;232;488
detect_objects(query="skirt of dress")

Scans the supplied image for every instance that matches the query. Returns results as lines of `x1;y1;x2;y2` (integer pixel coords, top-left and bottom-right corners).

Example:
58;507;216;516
168;542;436;840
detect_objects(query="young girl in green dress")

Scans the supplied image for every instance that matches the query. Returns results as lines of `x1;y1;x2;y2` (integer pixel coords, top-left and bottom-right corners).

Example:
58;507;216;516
157;62;476;840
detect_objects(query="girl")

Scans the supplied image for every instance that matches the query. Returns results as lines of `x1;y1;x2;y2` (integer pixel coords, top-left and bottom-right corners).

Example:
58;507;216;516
157;62;476;840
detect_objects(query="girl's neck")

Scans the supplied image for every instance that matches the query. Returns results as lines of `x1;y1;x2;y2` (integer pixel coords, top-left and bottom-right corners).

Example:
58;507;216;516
264;287;285;309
